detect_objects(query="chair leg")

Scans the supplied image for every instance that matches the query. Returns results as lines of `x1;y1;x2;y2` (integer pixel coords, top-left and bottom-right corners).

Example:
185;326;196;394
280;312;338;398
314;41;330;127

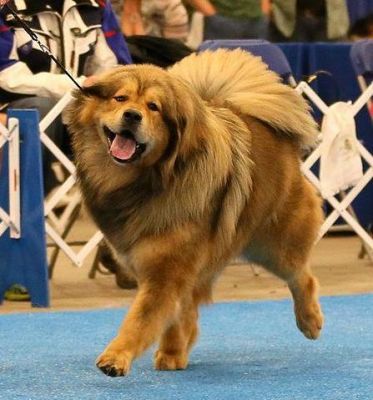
231;257;260;276
334;191;373;263
88;242;116;279
88;246;102;279
358;223;373;262
48;203;82;279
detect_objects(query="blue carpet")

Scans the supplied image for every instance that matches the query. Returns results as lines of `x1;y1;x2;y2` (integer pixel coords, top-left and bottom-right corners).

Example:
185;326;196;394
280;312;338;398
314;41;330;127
1;295;373;400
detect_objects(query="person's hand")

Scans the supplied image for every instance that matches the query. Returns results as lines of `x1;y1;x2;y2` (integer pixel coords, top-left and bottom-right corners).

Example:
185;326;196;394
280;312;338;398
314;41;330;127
82;76;98;88
0;0;11;7
121;12;145;36
186;0;216;16
0;112;7;126
121;0;145;36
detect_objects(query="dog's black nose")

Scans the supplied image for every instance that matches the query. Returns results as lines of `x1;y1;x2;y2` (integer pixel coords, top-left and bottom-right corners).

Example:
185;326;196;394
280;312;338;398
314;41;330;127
123;109;142;123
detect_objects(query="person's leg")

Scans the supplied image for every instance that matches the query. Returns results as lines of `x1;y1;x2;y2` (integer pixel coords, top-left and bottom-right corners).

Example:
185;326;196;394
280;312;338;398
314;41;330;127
294;15;327;42
7;96;66;195
243;16;268;39
204;14;251;40
267;20;291;42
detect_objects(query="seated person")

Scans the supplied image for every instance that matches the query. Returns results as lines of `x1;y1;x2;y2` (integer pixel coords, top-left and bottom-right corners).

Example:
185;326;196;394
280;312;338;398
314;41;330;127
0;0;132;194
112;0;189;42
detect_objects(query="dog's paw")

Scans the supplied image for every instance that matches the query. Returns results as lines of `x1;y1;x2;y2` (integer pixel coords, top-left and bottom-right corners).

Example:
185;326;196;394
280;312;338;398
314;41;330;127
96;350;132;377
295;301;324;340
154;350;188;371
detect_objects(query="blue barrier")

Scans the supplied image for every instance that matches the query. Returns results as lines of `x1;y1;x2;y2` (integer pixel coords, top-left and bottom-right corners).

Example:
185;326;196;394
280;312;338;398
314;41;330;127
0;109;49;307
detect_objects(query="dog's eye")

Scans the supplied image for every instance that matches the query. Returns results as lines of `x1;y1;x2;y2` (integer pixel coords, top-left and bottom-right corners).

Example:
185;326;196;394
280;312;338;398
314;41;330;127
147;102;159;112
113;95;128;102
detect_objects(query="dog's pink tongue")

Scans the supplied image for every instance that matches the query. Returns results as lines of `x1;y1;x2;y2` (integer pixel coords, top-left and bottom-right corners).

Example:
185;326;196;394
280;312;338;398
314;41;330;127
110;135;136;160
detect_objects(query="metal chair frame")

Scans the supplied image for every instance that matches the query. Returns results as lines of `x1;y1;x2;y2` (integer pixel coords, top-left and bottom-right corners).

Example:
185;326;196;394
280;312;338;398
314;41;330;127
0;118;20;239
38;94;103;269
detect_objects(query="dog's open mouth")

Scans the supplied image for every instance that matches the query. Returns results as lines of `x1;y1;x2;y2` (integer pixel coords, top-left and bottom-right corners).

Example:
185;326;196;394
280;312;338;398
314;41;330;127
104;126;146;164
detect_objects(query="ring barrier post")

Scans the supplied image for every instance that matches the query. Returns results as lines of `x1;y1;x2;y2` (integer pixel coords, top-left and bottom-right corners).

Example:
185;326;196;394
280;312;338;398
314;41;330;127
0;109;49;307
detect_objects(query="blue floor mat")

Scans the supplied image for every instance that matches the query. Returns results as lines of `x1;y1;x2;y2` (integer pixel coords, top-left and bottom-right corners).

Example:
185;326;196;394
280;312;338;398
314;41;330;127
0;294;372;400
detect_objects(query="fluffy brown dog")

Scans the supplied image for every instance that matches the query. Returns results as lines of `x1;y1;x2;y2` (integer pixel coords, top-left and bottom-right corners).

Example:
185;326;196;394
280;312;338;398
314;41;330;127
66;49;324;377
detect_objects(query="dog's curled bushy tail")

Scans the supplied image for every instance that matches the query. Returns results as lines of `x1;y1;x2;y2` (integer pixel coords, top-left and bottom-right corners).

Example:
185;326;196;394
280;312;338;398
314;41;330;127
169;49;318;149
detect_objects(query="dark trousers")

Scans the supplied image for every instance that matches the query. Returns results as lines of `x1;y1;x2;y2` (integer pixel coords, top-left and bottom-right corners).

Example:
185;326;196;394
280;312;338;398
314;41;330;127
204;14;268;40
268;15;328;42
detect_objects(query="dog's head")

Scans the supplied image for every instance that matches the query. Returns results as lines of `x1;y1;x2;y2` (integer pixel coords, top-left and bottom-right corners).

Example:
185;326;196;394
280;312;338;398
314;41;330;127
66;65;202;190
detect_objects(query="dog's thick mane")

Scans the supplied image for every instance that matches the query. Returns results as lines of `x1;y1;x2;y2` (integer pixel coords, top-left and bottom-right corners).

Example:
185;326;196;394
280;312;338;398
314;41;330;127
169;49;318;148
79;107;253;253
67;51;317;255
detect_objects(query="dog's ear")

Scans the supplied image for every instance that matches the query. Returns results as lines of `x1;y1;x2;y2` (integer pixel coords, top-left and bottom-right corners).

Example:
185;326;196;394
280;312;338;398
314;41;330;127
158;114;186;188
64;81;117;128
63;88;92;128
63;89;83;128
81;83;114;99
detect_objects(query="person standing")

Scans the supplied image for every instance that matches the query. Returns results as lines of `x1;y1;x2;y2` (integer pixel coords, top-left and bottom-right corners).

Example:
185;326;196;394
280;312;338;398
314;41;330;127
186;0;268;40
268;0;350;42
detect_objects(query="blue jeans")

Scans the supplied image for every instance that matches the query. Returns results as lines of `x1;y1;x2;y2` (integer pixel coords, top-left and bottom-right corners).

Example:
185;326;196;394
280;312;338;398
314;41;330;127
204;14;268;40
7;96;67;195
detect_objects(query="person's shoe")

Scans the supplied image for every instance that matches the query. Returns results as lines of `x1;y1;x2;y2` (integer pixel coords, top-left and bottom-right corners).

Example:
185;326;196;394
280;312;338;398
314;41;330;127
4;284;30;301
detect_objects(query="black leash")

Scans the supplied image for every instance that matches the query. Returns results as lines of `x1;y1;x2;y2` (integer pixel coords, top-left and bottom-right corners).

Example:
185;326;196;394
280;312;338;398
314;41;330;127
2;3;84;93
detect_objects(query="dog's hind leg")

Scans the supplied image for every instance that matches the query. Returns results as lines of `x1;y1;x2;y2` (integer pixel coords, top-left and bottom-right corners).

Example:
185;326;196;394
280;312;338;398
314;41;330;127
253;182;324;339
287;266;323;339
260;250;324;340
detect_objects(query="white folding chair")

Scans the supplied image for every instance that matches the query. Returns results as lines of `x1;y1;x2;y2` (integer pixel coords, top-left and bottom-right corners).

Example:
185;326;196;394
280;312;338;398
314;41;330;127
350;39;373;259
37;94;103;271
296;79;373;259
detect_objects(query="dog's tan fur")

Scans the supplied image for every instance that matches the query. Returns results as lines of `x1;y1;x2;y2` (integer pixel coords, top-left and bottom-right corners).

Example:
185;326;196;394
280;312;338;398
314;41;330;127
66;49;324;377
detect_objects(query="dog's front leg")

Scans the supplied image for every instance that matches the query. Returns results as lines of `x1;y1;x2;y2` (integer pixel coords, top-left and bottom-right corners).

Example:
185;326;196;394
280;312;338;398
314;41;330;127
96;228;202;377
97;287;182;376
96;279;188;376
154;297;199;371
